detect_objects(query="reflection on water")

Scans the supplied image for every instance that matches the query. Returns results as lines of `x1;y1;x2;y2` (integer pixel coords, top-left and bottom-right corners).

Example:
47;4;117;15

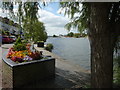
46;37;90;70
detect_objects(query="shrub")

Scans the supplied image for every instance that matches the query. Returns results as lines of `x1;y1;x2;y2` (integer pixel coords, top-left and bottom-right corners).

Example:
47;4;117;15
13;37;27;51
67;32;74;37
53;35;57;37
14;37;22;45
45;43;53;52
22;40;28;44
13;43;27;51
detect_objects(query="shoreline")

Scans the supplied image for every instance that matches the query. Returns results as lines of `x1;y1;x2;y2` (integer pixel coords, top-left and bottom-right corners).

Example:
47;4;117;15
34;44;90;74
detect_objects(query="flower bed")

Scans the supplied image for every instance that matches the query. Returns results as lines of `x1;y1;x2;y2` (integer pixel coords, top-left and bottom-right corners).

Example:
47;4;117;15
7;45;42;63
6;37;43;63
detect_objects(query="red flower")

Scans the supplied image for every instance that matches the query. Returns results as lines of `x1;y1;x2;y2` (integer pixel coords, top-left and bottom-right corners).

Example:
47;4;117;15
11;56;17;62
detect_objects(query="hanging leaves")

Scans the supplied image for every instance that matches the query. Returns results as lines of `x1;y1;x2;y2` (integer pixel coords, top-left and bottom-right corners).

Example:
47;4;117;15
60;2;90;35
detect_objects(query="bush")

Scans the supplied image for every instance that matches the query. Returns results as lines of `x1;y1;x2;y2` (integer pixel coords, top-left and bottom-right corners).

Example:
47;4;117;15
13;37;27;51
53;35;57;37
67;32;74;37
13;43;27;51
44;43;53;52
22;40;28;44
14;37;22;45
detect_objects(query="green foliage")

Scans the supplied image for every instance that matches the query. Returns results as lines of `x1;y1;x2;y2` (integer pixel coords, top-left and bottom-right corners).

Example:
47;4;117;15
114;68;120;85
114;37;120;53
13;37;27;51
0;29;1;34
14;37;22;45
1;29;10;35
113;56;120;85
23;2;39;22
24;21;47;42
83;84;91;88
2;2;13;12
66;32;86;38
45;43;53;52
74;33;80;38
1;29;5;35
22;39;28;44
60;2;89;34
113;66;120;85
13;43;26;51
53;35;58;37
67;32;74;37
33;21;47;42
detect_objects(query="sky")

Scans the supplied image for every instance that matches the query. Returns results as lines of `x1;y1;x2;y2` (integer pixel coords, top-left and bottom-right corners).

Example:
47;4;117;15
0;2;79;36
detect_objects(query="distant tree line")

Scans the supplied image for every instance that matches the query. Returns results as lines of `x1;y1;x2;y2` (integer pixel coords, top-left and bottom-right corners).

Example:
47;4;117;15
66;32;87;38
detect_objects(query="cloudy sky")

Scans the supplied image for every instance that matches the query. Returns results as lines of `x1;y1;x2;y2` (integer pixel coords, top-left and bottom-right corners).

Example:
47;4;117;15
0;2;79;36
38;2;70;36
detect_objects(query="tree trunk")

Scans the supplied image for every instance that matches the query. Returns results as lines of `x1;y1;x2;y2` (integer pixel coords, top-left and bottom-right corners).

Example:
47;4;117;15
88;3;114;88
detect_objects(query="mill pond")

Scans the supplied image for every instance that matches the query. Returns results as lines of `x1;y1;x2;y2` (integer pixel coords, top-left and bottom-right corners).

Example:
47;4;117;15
46;37;90;71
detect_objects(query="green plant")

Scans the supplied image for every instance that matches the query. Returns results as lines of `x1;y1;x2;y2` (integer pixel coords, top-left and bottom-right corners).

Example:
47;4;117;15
1;29;10;35
24;21;48;43
53;35;57;37
44;43;53;52
14;37;22;45
22;39;28;44
13;37;27;51
13;43;26;51
113;56;120;85
116;68;120;85
67;32;74;37
74;33;79;38
83;84;91;88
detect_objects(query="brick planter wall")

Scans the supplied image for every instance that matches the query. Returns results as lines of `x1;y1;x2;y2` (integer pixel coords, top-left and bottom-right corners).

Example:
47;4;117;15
2;52;55;88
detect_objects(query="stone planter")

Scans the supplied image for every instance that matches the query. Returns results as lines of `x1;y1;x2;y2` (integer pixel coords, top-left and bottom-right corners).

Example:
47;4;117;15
37;42;44;47
2;52;55;88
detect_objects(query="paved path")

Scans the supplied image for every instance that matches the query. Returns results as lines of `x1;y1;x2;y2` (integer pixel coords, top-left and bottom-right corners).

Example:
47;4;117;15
1;44;90;88
0;47;2;89
0;44;13;89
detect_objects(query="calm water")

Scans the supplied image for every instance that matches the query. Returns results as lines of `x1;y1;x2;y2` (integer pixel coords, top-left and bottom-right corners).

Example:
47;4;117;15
46;37;90;70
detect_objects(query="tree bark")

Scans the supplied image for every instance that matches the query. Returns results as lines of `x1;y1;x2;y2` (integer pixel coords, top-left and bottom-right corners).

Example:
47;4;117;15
88;3;114;88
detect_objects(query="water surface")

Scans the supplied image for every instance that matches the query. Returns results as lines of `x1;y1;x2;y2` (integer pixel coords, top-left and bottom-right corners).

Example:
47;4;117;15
46;37;90;70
